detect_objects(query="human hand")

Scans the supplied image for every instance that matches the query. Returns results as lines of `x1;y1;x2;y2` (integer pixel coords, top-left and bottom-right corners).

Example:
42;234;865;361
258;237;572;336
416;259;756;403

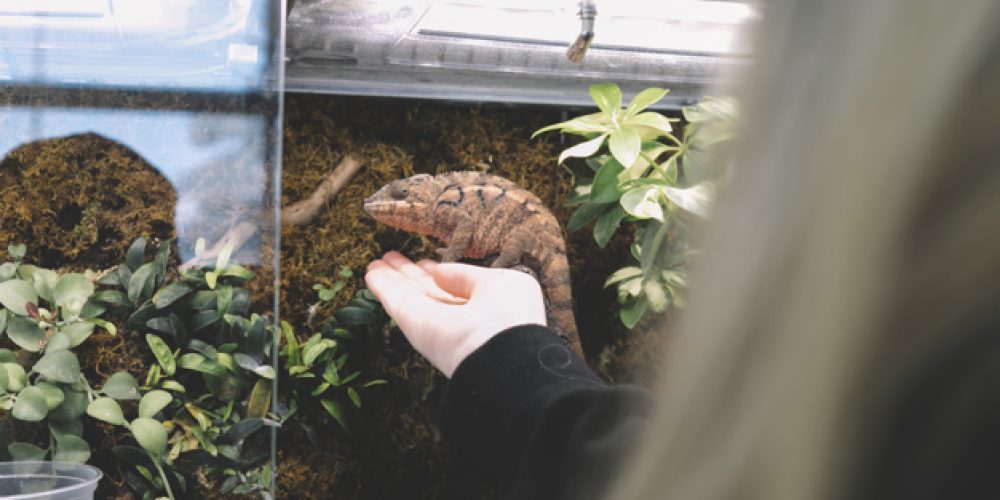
365;251;547;377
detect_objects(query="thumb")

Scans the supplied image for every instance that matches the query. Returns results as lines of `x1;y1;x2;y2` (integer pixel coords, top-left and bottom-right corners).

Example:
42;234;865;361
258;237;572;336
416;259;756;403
429;262;492;298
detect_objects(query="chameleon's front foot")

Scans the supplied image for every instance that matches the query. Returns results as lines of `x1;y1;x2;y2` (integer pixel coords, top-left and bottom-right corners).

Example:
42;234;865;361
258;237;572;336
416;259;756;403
435;247;462;262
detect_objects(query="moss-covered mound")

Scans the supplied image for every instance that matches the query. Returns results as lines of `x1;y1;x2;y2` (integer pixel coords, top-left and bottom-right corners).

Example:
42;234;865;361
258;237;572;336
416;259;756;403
0;133;175;270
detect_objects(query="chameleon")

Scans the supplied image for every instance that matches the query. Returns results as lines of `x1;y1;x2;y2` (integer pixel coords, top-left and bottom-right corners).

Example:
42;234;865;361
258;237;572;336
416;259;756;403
363;171;582;356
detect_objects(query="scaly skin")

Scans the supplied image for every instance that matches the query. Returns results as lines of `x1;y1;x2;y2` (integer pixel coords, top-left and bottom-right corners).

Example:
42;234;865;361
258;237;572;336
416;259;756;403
364;171;582;356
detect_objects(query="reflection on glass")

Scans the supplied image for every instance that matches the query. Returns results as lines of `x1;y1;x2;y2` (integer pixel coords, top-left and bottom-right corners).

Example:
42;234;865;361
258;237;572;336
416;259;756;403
0;0;270;91
0;106;270;264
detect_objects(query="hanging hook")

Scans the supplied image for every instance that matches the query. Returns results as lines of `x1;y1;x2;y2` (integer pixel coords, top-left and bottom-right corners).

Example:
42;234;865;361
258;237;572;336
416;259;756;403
566;0;597;63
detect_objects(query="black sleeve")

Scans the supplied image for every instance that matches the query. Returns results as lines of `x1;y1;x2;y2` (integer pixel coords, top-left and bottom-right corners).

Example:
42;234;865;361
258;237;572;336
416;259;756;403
442;324;652;500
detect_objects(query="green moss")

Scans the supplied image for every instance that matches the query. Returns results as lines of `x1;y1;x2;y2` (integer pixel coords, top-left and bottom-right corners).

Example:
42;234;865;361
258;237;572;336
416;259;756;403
0;133;175;270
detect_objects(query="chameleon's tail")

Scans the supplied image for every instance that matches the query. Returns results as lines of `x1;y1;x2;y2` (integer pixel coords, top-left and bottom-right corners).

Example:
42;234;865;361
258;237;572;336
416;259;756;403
539;252;584;357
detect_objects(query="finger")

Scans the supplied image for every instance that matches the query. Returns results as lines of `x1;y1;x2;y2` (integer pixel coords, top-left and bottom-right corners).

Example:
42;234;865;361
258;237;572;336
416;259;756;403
429;262;492;298
416;259;438;273
383;253;464;303
364;266;440;323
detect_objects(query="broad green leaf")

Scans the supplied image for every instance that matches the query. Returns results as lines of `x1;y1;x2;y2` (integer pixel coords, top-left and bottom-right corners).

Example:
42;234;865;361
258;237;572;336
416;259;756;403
590;158;625;204
125;237;147;272
608;127;642;167
589;82;622;114
0;279;37;316
49;388;87;421
620;187;665;221
152;283;192;310
13;386;48;421
660;182;715;218
321;399;349;431
159;380;185;393
626;112;674;139
0;348;14;363
187;290;218;311
0;309;7;334
6;317;43;352
33;350;81;384
0;363;7;392
87;397;125;425
593;205;627;248
3;363;26;392
191;310;220;331
187;339;218;359
31;269;58;303
96;270;121;287
138;390;171;418
205;271;218;289
53;274;95;318
61;321;95;348
220;418;265;446
0;262;18;281
639;221;668;272
221;265;253;280
52;434;90;463
348;387;361;408
604;267;644;287
625;87;669;116
303;341;334;367
49;418;83;439
620;299;649;328
78;298;107;319
177;353;227;376
567;202;611;233
103;371;141;400
127;263;155;305
131;417;167;457
247;379;271;418
234;353;259;371
254;365;276;379
46;331;72;351
153;238;171;285
531;112;610;138
558;134;607;165
92;290;128;307
145;334;176;376
215;243;234;271
35;381;65;410
8;442;46;461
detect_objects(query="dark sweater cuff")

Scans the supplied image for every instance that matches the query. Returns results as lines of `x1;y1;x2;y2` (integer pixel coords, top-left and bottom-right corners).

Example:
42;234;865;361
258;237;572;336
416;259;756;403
442;324;604;471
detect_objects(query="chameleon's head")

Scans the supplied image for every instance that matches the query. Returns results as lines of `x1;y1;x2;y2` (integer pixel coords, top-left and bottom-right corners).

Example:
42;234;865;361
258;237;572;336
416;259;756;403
363;173;438;233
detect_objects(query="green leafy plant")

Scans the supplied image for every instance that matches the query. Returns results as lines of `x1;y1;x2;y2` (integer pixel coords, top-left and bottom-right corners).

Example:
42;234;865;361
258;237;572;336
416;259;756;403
535;84;737;327
90;237;276;499
0;243;117;465
279;288;388;434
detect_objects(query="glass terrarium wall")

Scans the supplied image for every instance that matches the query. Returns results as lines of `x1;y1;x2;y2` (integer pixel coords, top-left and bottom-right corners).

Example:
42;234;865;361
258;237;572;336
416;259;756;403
287;0;756;107
0;0;284;498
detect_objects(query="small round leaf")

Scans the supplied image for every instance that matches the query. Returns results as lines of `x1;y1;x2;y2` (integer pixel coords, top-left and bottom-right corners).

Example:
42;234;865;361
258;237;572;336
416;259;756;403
138;390;172;418
12;386;49;421
130;417;167;457
87;397;125;425
103;371;141;400
32;350;81;384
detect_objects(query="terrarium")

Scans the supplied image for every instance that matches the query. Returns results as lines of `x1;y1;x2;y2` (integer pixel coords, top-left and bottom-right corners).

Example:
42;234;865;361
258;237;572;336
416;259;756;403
0;0;751;498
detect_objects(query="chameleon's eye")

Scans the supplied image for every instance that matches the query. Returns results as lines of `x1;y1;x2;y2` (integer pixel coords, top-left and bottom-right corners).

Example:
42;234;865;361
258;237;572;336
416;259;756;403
389;184;408;200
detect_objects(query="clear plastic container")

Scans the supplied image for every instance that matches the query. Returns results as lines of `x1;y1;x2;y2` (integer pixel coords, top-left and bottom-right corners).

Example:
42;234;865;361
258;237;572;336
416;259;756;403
0;462;102;499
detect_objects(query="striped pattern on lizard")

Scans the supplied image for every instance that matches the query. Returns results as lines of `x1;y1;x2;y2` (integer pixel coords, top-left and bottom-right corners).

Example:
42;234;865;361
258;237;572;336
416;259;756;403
363;171;582;356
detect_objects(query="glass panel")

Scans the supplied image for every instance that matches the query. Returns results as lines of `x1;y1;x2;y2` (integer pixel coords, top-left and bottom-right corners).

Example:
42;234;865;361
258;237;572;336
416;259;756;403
286;0;756;106
0;1;283;498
